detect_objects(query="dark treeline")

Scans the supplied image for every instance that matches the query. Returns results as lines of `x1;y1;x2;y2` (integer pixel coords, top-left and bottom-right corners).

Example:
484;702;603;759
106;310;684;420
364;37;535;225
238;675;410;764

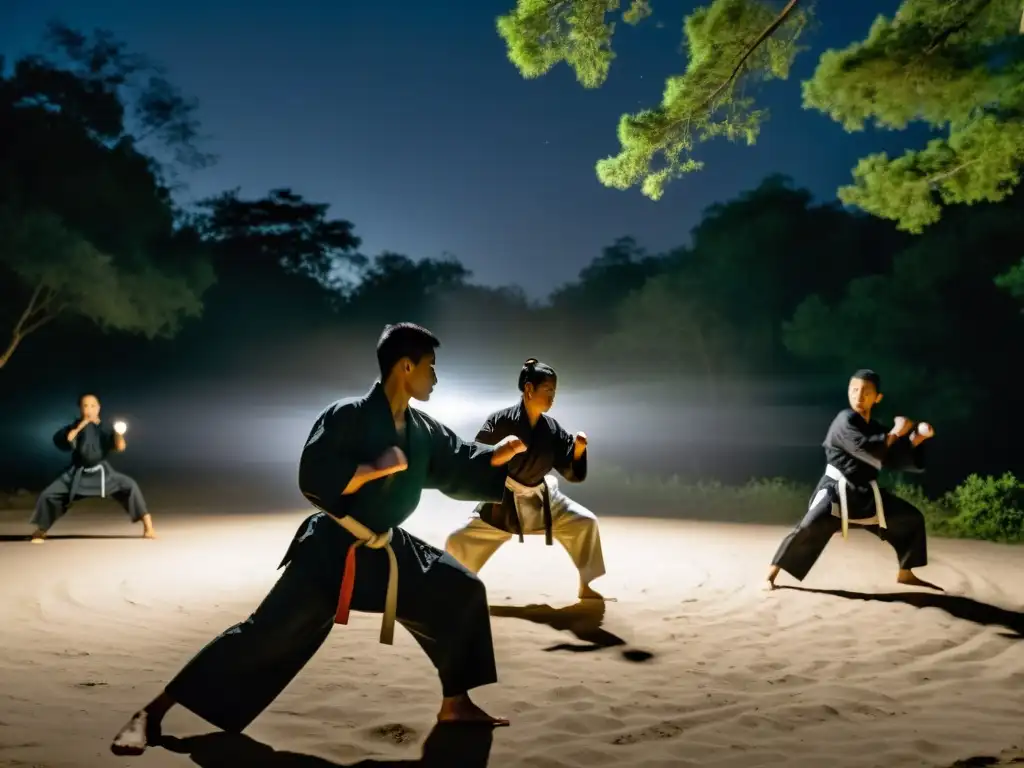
2;25;1021;494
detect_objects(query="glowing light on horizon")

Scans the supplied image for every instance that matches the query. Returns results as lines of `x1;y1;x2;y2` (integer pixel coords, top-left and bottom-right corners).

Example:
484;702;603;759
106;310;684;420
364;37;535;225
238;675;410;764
412;387;511;429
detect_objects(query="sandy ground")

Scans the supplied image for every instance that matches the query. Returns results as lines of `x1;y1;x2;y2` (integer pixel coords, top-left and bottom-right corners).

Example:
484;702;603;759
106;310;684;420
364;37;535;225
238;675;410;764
2;492;1024;768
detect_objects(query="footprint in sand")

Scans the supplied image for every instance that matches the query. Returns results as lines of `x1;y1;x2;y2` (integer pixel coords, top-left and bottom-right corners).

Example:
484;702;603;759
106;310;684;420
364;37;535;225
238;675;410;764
365;722;420;745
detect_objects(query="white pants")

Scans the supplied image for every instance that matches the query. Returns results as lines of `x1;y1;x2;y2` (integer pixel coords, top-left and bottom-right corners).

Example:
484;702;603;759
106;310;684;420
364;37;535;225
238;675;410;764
445;475;606;585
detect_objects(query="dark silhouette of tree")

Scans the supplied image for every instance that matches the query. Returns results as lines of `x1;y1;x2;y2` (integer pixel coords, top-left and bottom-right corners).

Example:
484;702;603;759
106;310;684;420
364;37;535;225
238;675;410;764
547;236;665;331
195;188;363;289
600;176;902;388
343;252;472;327
785;190;1024;422
0;24;215;371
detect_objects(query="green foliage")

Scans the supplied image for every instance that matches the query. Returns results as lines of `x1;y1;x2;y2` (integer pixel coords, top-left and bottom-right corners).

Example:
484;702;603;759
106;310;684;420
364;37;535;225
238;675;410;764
782;193;1024;424
804;0;1024;232
548;236;663;334
889;482;958;535
598;0;808;200
589;468;1024;544
582;467;811;524
995;258;1024;301
0;211;210;340
602;176;902;388
944;472;1024;542
498;0;1024;229
497;0;653;89
0;24;215;369
498;0;809;199
599;269;733;402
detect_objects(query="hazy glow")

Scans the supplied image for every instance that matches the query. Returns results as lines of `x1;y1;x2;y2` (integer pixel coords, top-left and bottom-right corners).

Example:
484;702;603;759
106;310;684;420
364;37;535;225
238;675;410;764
13;370;834;489
113;421;128;435
413;387;511;432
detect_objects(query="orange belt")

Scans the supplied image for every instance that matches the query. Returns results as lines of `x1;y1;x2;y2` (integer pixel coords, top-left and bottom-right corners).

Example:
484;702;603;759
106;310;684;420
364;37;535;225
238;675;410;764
330;514;399;645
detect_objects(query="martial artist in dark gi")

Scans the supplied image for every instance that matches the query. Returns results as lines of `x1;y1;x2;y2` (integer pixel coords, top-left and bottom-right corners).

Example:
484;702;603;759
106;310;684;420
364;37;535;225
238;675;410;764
111;322;526;756
445;358;607;600
766;369;940;591
31;392;153;542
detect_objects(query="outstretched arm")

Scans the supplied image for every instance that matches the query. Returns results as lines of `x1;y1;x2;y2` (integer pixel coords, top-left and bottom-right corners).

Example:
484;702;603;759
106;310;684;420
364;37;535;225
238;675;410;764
426;419;510;503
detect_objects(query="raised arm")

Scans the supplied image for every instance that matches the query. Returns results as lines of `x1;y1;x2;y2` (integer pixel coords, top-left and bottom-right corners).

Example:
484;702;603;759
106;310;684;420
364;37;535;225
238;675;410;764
883;436;927;473
103;424;125;454
426;418;508;503
53;425;74;451
552;422;587;483
53;421;83;452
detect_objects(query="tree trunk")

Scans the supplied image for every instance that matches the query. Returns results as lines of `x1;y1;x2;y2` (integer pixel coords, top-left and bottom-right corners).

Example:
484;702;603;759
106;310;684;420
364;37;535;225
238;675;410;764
0;282;61;371
0;332;21;370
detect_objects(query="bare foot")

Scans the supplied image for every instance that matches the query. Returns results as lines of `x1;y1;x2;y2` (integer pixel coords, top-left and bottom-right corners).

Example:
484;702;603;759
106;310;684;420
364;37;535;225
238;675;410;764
579;584;608;600
437;694;509;726
763;565;780;590
110;710;161;756
30;530;46;544
897;569;943;591
142;528;157;540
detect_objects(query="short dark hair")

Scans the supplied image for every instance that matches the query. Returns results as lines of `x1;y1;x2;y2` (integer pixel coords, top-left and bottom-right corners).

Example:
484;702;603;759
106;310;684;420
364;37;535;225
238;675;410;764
376;322;440;379
518;358;557;392
78;392;99;405
850;368;881;390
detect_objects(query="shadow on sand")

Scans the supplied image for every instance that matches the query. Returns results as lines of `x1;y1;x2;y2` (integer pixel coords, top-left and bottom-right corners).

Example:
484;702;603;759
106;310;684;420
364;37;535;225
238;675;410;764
780;586;1024;639
159;722;495;767
490;599;655;661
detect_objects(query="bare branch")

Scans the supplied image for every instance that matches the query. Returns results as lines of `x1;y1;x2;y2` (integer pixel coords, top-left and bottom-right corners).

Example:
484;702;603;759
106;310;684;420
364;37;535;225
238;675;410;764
927;159;979;186
924;0;993;55
702;0;802;111
11;282;45;337
19;300;66;337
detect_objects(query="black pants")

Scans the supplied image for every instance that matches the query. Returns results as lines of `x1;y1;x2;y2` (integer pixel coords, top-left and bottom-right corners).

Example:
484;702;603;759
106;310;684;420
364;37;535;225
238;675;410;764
771;484;928;581
164;517;498;734
30;467;148;532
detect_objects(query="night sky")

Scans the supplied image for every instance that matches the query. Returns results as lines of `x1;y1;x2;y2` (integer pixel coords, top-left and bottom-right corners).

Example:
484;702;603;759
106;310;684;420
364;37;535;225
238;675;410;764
2;0;911;295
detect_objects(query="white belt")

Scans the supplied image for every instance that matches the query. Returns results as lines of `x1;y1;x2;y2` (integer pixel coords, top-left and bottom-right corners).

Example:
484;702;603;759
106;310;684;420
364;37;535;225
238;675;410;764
825;464;886;539
504;476;545;498
82;464;106;497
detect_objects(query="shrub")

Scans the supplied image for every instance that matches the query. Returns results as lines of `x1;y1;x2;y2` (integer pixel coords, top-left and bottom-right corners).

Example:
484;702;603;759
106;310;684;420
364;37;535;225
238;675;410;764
944;472;1024;542
587;467;1023;543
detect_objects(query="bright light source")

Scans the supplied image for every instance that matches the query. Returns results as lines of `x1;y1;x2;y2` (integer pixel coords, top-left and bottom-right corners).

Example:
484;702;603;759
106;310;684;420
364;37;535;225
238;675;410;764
413;388;510;430
113;421;128;435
